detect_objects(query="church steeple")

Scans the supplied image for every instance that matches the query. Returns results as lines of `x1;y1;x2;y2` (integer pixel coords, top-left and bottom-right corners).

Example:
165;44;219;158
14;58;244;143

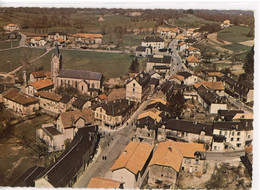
51;45;62;83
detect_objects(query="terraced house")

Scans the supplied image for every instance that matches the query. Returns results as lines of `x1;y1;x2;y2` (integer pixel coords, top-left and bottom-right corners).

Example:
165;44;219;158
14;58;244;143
148;141;206;188
92;98;134;129
146;54;172;74
3;89;39;116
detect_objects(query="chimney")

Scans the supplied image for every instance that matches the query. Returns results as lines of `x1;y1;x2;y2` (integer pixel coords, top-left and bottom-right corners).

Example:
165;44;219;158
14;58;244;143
123;150;127;154
168;146;172;151
23;70;27;85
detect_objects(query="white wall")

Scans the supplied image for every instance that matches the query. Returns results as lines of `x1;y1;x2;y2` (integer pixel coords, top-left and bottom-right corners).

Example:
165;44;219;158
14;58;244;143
112;168;137;189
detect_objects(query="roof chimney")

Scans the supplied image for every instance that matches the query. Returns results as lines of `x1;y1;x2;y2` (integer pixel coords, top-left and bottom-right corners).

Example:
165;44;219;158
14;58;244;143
168;146;172;151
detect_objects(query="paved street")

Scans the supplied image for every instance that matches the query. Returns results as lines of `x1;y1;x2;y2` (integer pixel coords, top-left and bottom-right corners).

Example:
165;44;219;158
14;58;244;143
73;98;152;187
226;95;253;114
206;150;245;161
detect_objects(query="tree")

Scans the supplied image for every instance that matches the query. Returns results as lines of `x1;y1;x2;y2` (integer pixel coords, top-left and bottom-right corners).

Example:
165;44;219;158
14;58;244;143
168;91;185;118
129;58;140;73
243;46;254;74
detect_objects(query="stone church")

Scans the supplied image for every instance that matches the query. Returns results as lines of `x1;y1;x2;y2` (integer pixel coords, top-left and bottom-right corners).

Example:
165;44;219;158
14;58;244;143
51;46;103;96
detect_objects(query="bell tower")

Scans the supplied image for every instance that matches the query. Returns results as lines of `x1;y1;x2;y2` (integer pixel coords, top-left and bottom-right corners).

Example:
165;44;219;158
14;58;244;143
51;45;62;83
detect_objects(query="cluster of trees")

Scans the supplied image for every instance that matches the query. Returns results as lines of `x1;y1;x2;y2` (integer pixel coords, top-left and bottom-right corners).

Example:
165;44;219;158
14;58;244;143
243;46;254;75
129;58;140;73
194;10;254;27
198;23;221;34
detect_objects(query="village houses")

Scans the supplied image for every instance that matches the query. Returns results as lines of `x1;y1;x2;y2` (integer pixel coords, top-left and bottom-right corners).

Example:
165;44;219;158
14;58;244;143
3;89;39;116
3;23;20;31
87;177;124;189
158;26;179;39
126;72;150;102
196;85;227;114
141;36;164;52
91;98;134;129
34;91;61;114
148;141;206;188
25;79;54;96
35;127;99;187
110;141;153;189
29;70;51;83
170;71;198;86
146;54;172;74
37;108;94;151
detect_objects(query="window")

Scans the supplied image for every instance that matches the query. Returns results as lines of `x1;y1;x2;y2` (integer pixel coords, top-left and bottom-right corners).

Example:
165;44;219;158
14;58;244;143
232;131;235;136
225;131;227;136
237;143;241;148
100;108;102;112
248;134;251;139
133;88;135;92
237;138;240;141
161;174;164;177
231;138;234;141
214;146;217;150
219;131;222;135
237;132;240;136
133;83;135;87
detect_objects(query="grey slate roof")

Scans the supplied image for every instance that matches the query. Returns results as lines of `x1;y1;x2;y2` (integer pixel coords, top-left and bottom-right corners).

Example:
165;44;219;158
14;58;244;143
92;98;134;116
58;69;103;81
72;98;88;109
213;121;253;131
197;85;224;105
177;71;192;79
218;109;244;121
165;118;213;136
147;55;171;64
136;46;152;52
143;36;164;42
59;94;73;104
12;166;45;187
35;126;99;187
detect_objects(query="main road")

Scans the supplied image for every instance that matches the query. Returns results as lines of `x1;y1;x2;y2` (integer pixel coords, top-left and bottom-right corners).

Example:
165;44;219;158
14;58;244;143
73;97;152;188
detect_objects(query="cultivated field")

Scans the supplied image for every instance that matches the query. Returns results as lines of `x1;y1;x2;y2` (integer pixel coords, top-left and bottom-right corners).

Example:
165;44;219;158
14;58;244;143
0;48;46;73
174;14;220;28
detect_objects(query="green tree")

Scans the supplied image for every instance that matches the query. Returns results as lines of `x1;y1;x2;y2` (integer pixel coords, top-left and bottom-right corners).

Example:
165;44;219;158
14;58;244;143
168;91;185;118
129;58;140;73
243;46;254;74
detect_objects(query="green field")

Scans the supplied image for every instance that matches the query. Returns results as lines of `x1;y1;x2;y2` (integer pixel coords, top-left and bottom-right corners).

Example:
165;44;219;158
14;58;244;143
33;49;146;79
193;43;219;52
103;33;146;47
175;14;220;28
221;43;251;53
0;48;46;72
217;26;253;43
0;40;20;49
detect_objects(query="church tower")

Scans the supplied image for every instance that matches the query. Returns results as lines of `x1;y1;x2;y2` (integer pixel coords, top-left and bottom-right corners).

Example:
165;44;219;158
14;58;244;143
51;46;62;83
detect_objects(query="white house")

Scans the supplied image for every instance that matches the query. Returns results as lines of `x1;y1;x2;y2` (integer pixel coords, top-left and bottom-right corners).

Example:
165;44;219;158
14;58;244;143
126;72;150;102
110;141;153;189
141;36;164;52
212;119;253;151
197;85;227;114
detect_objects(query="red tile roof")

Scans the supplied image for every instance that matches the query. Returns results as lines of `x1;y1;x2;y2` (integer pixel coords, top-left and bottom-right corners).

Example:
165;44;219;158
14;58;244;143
30;79;54;90
4;89;39;106
111;141;153;175
88;177;123;188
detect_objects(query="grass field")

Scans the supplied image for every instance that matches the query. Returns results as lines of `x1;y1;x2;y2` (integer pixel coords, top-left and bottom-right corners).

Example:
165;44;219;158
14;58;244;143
103;33;146;47
33;49;146;79
174;14;220;28
221;43;251;53
0;40;20;49
217;26;253;43
0;114;54;186
0;48;46;73
193;42;219;52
